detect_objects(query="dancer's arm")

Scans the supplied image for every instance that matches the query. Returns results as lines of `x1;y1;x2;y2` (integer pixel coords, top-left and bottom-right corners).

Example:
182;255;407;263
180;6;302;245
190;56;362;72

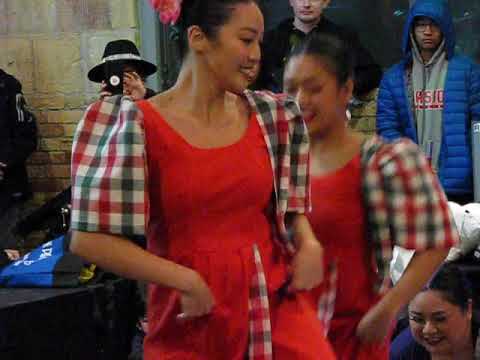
71;230;215;317
287;214;324;292
356;247;448;343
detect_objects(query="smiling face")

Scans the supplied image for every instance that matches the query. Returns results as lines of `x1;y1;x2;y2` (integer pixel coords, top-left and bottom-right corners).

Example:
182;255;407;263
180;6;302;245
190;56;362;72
408;290;472;357
200;2;264;94
283;53;352;137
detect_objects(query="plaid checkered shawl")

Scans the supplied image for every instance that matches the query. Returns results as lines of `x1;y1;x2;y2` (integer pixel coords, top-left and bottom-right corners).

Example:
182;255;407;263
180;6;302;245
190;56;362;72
71;95;148;236
361;136;459;294
71;91;310;359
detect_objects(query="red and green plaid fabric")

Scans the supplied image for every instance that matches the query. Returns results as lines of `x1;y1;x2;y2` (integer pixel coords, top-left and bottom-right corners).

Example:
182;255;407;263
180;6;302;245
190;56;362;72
71;91;310;359
361;136;459;294
71;96;149;236
248;244;273;359
316;262;338;336
244;90;310;253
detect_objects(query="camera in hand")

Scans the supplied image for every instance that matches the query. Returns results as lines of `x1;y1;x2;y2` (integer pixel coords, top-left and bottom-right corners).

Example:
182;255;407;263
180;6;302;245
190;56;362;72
104;60;124;95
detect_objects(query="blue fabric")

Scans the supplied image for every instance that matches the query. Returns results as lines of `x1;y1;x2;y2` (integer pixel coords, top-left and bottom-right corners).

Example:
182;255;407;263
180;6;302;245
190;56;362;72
0;236;83;287
390;327;429;360
377;0;480;195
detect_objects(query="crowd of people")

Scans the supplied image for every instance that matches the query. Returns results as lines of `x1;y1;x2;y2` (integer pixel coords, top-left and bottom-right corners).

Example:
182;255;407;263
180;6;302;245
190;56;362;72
2;0;480;359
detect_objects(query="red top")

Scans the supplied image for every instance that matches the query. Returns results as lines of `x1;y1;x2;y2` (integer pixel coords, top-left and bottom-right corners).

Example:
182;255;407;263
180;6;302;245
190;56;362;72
308;153;389;359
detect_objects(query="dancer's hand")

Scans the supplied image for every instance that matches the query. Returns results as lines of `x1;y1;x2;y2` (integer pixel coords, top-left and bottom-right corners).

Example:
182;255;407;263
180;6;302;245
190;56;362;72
179;271;215;318
289;239;324;292
356;301;396;343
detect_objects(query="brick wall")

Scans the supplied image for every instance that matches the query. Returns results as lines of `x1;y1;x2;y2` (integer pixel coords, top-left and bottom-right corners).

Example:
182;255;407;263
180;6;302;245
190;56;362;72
0;0;140;205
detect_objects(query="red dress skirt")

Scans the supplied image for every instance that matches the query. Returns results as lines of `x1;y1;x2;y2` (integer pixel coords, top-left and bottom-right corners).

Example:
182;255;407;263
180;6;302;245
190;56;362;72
138;100;335;360
308;154;390;360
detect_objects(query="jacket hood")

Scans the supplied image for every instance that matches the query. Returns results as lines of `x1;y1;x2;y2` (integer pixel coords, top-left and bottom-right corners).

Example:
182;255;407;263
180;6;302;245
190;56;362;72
402;0;455;59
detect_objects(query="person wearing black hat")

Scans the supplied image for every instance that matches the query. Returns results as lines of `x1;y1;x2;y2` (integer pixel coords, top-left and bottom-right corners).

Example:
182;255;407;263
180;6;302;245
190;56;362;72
88;39;158;100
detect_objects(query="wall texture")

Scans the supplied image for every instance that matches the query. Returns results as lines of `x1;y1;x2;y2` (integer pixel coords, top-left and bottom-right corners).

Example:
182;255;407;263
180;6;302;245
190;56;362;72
348;89;378;137
0;0;139;205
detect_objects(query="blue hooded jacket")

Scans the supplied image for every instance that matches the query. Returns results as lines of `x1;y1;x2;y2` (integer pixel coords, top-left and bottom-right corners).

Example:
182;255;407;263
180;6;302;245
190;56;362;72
376;0;480;196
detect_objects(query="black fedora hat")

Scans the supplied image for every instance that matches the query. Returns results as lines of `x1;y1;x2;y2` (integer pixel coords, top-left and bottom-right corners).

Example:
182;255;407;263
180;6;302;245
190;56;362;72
87;39;157;83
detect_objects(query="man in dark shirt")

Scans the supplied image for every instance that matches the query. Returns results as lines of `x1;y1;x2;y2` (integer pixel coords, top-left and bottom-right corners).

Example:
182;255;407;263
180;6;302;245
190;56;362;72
257;0;382;97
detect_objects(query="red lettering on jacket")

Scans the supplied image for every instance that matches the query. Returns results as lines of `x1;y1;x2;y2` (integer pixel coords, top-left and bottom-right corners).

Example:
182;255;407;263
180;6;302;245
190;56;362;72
414;90;444;110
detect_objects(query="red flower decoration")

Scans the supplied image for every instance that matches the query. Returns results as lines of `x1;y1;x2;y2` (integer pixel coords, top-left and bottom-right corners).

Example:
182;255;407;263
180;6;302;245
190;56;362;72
150;0;183;25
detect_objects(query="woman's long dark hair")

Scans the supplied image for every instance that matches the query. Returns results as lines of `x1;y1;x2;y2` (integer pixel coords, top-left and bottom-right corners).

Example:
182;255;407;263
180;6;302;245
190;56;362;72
424;262;479;340
426;262;473;311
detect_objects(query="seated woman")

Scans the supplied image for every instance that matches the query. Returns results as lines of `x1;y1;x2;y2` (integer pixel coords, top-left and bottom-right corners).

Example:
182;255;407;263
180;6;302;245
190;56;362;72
390;263;479;360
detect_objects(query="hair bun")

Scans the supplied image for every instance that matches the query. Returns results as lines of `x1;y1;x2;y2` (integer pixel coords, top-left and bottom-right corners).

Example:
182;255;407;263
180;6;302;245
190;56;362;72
175;0;199;29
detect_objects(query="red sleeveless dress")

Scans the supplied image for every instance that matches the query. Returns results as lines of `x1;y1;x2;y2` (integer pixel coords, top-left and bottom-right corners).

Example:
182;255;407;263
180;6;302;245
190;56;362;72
138;100;335;360
308;154;390;359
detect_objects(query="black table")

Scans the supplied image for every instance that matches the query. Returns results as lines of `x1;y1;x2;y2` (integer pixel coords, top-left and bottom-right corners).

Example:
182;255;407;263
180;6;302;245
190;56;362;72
0;278;138;360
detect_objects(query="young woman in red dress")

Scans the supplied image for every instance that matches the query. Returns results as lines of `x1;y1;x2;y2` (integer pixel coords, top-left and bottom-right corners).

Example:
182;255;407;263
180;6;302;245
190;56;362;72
69;0;335;359
283;33;459;359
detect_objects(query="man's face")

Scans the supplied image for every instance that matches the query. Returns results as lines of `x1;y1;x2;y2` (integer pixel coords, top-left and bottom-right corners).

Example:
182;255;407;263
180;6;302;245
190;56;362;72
289;0;330;24
413;16;443;53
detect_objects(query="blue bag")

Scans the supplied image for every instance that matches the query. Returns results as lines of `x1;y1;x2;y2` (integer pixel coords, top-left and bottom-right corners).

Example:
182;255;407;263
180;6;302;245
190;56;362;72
0;234;84;287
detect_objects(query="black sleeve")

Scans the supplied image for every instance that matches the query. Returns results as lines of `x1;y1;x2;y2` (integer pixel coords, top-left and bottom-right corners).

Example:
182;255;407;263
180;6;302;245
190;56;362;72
5;88;38;168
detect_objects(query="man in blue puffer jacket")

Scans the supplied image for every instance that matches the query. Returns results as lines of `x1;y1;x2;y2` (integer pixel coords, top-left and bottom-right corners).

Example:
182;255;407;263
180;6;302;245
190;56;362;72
377;0;480;204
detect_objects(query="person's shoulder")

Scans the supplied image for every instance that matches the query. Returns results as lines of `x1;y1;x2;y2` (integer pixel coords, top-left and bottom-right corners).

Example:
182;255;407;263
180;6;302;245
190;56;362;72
244;90;302;125
449;55;480;71
84;96;145;126
267;17;293;35
318;17;349;32
381;60;409;81
386;61;406;72
0;69;22;93
263;18;293;47
245;90;297;111
141;90;173;116
362;136;422;165
316;17;355;40
390;327;430;360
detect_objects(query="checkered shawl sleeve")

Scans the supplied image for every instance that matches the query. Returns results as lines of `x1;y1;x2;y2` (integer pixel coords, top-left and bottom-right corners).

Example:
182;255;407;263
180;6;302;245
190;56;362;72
243;90;310;235
71;95;148;236
361;136;459;294
243;90;310;358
